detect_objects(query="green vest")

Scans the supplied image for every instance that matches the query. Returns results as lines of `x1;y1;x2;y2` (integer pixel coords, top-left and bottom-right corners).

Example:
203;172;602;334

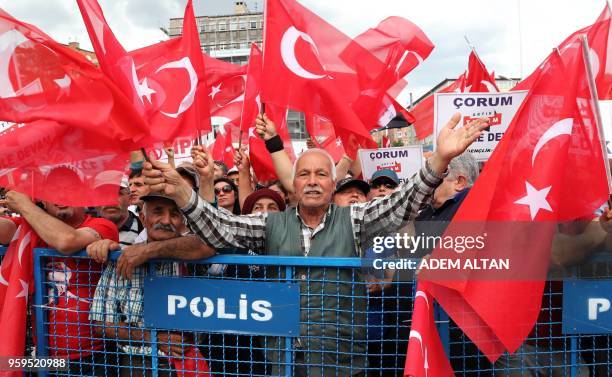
264;205;367;376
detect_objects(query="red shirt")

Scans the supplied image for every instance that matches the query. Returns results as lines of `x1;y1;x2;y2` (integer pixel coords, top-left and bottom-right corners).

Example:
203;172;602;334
11;215;118;359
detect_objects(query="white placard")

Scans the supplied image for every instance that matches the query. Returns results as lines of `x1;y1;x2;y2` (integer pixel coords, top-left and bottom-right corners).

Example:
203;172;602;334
433;91;528;161
358;145;423;184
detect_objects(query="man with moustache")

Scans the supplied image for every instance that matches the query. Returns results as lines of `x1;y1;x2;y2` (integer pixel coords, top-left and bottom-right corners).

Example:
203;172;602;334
141;112;489;376
88;192;195;377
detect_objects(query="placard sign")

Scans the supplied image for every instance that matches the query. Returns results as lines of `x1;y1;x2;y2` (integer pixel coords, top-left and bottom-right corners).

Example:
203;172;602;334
358;146;423;184
144;277;301;337
433;91;528;161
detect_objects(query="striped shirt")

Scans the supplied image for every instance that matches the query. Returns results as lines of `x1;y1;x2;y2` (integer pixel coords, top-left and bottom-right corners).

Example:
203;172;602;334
180;161;444;256
118;212;143;247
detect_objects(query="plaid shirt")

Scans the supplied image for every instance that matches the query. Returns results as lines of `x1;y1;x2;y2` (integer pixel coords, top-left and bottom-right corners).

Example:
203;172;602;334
181;161;444;255
90;254;178;325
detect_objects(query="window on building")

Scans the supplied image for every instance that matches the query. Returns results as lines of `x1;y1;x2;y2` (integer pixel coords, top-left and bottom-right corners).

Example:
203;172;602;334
219;22;227;31
250;21;258;29
239;21;247;30
207;22;216;32
230;21;238;31
287;111;307;140
240;42;248;49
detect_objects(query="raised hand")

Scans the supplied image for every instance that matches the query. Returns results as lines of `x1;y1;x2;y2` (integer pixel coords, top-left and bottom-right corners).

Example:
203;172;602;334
191;145;214;182
142;158;193;207
436;113;489;162
234;146;250;173
255;113;278;141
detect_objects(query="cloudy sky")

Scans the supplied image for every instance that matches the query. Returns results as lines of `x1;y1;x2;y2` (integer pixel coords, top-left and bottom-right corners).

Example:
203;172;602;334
0;0;607;101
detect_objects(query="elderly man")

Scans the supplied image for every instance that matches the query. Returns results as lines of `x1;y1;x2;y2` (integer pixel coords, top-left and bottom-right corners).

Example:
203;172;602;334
0;191;118;375
142;112;488;376
88;192;204;377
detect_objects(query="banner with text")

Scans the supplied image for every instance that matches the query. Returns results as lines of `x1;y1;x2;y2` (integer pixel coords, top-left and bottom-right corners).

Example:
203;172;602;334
433;91;528;161
358;145;423;184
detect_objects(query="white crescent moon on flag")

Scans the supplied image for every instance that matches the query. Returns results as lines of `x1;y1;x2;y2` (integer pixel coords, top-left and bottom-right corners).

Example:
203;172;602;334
414;290;430;311
18;231;32;266
280;26;326;80
408;50;424;65
156;57;197;118
531;118;573;166
0;29;29;98
409;329;424;355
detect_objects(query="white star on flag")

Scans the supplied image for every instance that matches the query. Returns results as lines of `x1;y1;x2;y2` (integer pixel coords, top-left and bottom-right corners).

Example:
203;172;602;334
336;139;342;147
248;127;256;139
136;77;156;104
514;181;553;220
225;146;232;153
209;83;222;99
53;74;71;99
16;279;28;302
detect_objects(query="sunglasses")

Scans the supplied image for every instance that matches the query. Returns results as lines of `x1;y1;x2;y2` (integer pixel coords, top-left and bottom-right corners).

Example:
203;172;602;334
371;182;397;190
214;185;233;195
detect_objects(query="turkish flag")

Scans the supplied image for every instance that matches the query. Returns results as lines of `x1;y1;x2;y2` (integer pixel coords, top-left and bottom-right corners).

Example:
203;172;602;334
463;51;499;92
420;44;610;361
262;0;376;158
342;16;434;129
0;120;130;207
0;8;146;141
0;222;39;377
78;0;211;144
381;135;391;148
246;104;293;182
240;44;263;133
171;347;211;377
377;96;416;129
404;282;454;377
237;44;295;181
411;49;498;139
305;114;346;162
211;123;235;170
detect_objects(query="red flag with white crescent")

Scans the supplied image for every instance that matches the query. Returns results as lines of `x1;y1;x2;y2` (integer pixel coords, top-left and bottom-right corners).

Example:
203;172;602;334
420;43;609;361
404;282;454;377
0;222;39;377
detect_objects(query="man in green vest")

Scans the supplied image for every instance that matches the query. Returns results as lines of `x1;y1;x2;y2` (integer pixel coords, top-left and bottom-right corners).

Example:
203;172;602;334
142;113;488;376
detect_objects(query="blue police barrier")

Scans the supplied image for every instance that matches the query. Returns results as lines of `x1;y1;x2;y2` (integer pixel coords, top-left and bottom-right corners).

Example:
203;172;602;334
0;246;607;376
144;277;301;336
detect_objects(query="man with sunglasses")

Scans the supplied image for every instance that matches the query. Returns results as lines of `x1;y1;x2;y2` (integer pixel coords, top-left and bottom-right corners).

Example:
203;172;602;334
368;169;400;199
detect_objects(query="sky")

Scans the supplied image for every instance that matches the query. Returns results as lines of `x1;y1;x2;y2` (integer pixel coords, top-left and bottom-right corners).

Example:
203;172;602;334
0;0;608;101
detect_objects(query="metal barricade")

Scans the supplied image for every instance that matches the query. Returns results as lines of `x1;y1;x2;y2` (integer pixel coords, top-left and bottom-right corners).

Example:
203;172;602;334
17;248;612;376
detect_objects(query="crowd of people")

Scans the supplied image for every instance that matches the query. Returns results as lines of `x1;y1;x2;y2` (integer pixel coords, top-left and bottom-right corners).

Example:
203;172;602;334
1;112;611;376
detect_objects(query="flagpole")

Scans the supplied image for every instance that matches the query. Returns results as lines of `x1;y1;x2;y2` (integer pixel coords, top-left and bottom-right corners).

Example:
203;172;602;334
580;35;612;193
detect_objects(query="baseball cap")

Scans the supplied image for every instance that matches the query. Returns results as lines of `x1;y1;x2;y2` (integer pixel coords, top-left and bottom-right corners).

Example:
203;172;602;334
139;192;177;204
370;169;400;186
176;164;200;189
335;177;370;196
